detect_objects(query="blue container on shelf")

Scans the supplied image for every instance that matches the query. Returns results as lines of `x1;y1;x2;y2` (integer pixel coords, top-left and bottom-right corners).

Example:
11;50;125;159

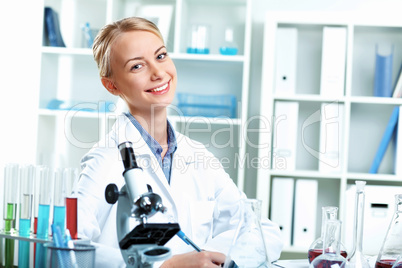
176;93;237;118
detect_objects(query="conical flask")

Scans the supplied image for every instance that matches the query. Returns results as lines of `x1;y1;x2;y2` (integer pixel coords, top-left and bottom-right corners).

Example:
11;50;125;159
308;206;348;263
309;219;347;268
391;255;402;268
375;194;402;268
223;199;272;268
348;181;370;268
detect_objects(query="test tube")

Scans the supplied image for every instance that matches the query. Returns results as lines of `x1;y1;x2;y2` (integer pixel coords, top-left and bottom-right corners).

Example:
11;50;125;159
3;163;19;268
65;167;79;239
53;168;66;236
34;166;52;268
18;165;34;268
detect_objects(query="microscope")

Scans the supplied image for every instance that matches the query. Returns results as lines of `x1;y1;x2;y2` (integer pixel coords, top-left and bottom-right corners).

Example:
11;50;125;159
105;141;180;267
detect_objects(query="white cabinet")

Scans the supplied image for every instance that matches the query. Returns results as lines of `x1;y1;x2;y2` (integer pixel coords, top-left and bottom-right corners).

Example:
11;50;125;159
257;11;402;255
37;0;252;191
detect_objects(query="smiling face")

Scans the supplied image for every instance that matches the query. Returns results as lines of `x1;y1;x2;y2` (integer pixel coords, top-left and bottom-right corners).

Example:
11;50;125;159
102;30;177;117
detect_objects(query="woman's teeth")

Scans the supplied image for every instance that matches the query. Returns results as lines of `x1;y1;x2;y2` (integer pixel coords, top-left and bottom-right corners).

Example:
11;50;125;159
150;83;168;92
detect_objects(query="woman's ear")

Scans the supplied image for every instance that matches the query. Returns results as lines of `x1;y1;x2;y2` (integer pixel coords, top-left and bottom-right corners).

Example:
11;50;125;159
101;77;120;96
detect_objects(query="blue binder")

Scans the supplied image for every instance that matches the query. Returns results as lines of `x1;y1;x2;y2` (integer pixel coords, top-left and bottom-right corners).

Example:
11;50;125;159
44;7;66;47
369;106;399;173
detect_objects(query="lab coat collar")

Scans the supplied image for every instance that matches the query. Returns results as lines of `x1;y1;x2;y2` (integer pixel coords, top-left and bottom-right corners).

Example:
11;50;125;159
111;114;177;213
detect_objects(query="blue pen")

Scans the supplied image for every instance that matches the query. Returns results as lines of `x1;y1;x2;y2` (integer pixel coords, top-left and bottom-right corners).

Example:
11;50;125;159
177;230;238;267
51;224;66;268
176;230;202;252
65;229;78;268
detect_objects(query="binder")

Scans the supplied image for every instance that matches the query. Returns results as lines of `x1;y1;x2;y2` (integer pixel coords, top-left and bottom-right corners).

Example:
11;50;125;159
374;44;394;97
293;179;318;248
392;63;402;98
320;27;347;98
395;105;402;175
274;28;298;95
319;102;344;173
270;177;295;247
272;101;299;170
369;106;399;173
44;7;66;47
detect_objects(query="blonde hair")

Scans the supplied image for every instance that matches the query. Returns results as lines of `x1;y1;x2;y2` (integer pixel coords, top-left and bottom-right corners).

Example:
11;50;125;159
92;17;163;78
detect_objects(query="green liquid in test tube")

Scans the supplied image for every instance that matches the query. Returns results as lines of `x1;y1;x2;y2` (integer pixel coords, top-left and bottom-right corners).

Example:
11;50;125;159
3;163;19;268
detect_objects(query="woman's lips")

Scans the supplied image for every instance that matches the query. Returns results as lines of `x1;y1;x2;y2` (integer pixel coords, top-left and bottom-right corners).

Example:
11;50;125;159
146;81;170;95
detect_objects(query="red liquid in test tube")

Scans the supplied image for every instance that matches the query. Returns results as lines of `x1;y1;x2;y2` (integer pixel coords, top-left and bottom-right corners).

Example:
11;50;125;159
66;197;78;239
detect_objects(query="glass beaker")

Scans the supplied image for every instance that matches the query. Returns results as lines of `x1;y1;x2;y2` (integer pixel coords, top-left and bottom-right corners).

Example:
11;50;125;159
348;181;370;268
309;219;348;268
224;199;272;268
308;206;348;263
375;194;402;268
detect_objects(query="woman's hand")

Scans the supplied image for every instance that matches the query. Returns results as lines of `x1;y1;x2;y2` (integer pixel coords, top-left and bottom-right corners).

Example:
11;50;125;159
160;250;226;268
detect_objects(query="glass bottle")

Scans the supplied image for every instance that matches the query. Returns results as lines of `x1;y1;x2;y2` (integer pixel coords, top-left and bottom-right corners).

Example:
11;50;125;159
224;199;272;268
308;206;348;263
219;27;238;55
348;181;370;268
309;219;348;268
375;194;402;268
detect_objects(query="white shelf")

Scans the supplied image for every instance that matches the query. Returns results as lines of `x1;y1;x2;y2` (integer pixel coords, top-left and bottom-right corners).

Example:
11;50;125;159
38;108;116;119
41;46;93;56
257;11;402;256
170;53;245;62
168;115;241;126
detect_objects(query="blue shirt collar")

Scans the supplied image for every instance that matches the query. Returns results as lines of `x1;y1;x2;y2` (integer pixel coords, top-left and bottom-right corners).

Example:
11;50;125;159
124;112;177;158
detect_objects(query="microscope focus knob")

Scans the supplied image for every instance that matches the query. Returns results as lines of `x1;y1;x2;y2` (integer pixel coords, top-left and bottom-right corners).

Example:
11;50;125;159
105;183;119;204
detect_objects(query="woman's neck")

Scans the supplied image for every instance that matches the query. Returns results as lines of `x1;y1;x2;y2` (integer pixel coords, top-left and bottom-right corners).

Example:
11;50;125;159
130;108;168;146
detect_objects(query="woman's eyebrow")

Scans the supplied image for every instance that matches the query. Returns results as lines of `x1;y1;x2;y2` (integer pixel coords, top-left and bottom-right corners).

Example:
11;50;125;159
124;46;166;67
124;56;143;67
155;45;166;55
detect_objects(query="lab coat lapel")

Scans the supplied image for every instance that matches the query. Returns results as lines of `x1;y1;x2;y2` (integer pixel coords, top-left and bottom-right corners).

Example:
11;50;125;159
113;114;177;214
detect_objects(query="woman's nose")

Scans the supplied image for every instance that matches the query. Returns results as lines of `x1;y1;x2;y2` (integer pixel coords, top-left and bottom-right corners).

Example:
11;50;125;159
150;62;164;80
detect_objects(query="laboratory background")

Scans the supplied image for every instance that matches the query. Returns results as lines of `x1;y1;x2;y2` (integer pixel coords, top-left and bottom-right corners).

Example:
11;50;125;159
1;0;402;267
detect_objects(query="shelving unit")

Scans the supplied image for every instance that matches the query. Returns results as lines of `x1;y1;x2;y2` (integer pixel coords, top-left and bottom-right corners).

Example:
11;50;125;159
257;11;402;257
37;0;252;191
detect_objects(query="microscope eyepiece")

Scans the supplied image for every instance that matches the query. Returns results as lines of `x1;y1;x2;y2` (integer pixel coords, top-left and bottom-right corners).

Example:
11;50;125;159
118;141;139;170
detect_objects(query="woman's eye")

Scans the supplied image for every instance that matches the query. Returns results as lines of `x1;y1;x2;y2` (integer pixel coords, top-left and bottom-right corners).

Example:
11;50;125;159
131;64;142;71
157;52;167;60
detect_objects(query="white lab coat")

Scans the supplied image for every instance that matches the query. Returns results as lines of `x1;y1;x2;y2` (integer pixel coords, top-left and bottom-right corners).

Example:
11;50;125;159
74;114;283;267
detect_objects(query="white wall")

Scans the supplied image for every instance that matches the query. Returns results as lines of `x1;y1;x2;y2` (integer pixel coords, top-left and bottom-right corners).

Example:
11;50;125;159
0;0;42;236
0;1;42;166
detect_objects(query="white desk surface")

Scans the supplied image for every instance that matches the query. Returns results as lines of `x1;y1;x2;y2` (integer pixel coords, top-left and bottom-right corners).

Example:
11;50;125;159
275;256;378;268
274;259;309;268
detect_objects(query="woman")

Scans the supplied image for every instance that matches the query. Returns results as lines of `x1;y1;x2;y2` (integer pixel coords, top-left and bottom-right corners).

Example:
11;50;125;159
74;17;283;267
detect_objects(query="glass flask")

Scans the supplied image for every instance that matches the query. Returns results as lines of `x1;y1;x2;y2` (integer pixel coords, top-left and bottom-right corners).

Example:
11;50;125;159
392;255;402;268
309;219;348;268
224;199;272;268
348;181;370;268
308;206;348;263
375;194;402;268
